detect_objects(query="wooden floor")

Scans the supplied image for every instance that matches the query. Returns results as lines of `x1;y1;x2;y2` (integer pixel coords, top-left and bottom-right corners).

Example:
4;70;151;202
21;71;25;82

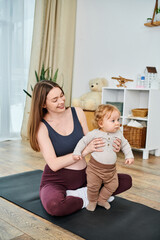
0;140;160;240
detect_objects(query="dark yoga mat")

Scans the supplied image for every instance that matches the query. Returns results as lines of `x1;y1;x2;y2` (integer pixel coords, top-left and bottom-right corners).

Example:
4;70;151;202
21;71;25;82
0;170;160;240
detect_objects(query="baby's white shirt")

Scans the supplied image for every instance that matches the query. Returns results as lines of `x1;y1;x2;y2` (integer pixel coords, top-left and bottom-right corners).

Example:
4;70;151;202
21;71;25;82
73;129;134;164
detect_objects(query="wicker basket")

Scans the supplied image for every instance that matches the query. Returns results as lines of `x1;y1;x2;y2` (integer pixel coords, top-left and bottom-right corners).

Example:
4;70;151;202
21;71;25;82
123;125;146;148
131;108;148;117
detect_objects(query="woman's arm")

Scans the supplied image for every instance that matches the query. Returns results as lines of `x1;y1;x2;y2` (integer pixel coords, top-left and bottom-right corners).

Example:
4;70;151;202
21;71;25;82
37;122;78;172
75;107;105;156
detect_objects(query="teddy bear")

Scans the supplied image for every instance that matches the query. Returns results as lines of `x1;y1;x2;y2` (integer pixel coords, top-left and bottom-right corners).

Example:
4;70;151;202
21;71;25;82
72;78;107;111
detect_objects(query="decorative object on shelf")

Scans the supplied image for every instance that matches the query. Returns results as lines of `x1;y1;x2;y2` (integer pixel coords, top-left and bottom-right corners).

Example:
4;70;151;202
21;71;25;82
72;78;107;110
111;76;134;88
106;101;123;115
136;74;147;88
144;0;160;27
147;17;152;23
144;66;158;89
123;125;147;149
136;67;159;89
23;64;59;98
131;108;148;118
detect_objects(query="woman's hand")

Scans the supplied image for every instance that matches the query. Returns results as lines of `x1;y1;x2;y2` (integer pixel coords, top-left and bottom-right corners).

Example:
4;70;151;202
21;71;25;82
112;138;121;152
82;138;105;157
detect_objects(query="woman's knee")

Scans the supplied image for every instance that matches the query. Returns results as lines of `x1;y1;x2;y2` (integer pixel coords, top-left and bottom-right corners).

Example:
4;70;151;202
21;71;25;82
113;173;132;195
42;197;83;217
40;189;66;216
44;199;63;216
123;174;132;189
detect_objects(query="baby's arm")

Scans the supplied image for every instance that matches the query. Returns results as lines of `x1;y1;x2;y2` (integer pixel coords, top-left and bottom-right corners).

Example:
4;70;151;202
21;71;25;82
125;158;134;165
73;131;95;157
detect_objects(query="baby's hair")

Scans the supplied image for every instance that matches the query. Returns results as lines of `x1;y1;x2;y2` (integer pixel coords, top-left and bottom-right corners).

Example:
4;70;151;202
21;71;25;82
93;104;120;129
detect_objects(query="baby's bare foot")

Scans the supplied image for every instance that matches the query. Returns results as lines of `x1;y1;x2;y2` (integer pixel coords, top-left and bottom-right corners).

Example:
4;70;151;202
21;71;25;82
86;202;97;211
98;201;111;210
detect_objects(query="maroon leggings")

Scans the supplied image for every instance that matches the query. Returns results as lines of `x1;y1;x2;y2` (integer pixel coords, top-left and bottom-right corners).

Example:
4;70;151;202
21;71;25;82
40;167;132;216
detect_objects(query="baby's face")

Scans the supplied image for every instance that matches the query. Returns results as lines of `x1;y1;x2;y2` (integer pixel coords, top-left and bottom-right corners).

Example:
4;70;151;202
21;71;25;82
99;110;120;133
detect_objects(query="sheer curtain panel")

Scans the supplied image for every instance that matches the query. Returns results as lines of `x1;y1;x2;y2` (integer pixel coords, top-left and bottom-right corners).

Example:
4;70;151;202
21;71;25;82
0;0;35;141
21;0;77;139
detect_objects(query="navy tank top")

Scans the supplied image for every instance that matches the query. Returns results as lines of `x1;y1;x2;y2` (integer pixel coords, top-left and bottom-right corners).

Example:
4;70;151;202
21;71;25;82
42;107;84;156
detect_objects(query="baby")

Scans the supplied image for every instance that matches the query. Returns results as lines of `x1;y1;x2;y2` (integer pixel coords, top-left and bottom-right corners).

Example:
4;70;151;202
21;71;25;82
73;104;134;211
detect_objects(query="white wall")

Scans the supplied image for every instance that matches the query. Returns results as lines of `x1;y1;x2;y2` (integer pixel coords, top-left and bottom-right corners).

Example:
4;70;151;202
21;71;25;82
72;0;160;98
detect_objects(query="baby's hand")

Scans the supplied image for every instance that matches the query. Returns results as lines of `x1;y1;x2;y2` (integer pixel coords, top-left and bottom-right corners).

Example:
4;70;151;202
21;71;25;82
125;158;134;165
73;155;82;161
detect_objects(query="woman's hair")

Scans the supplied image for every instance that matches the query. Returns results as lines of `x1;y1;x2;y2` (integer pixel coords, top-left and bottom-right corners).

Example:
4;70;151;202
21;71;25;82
28;80;64;152
93;104;120;128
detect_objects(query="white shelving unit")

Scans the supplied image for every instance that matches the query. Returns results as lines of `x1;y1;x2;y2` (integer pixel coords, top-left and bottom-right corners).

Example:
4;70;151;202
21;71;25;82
102;87;160;159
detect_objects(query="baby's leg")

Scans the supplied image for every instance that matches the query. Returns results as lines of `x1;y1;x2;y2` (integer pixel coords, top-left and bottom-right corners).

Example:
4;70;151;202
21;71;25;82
67;187;115;210
86;167;102;211
98;174;119;210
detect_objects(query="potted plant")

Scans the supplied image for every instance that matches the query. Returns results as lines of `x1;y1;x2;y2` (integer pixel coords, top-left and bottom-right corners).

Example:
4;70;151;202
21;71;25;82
23;64;59;98
147;17;152;23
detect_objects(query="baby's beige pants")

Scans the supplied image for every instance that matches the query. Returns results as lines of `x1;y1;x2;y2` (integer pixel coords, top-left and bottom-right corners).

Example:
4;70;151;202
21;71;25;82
86;157;119;203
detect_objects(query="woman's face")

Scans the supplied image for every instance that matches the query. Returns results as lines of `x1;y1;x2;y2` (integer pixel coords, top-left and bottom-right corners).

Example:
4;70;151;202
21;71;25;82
44;87;65;113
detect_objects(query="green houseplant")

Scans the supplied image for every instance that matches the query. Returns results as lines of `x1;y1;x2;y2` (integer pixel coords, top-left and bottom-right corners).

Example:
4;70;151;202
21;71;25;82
23;64;59;98
156;7;160;14
156;7;160;21
147;17;152;22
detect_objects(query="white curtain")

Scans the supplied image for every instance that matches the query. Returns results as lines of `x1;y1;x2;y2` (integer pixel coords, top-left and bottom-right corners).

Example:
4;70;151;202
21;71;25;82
0;0;35;141
21;0;77;139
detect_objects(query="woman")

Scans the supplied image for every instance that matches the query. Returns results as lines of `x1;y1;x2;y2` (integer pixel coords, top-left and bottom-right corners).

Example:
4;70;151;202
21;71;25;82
28;80;132;216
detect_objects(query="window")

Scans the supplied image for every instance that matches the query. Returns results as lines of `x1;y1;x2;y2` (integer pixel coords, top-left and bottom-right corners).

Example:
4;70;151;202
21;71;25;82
0;0;35;140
